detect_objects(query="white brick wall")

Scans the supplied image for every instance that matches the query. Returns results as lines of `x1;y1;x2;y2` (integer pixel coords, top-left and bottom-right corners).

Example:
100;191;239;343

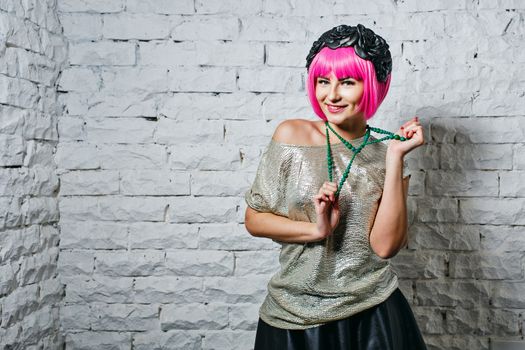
1;0;524;349
0;0;67;348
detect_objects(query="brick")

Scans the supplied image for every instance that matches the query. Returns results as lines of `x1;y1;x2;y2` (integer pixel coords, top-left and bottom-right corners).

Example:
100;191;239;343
154;119;223;145
121;170;190;196
169;197;239;223
102;13;170;39
488;309;521;335
101;67;168;93
57;116;85;141
60;304;91;330
169;145;259;171
65;331;131;350
168;66;237;93
201;330;256;350
60;170;119;195
441;145;512;170
69;41;135;66
159;92;265;120
430;117;525;144
445;308;490;335
500;171;525;197
426;170;499;197
91;303;158;331
412;306;446;334
129;222;198;249
234;251;279;276
172;15;239;41
424;335;489;350
1;47;57;86
139;41;263;67
449;252;522;279
58;67;99;92
266;42;307;67
203;277;267;303
85;117;156;143
0;226;40;263
416;280;490;308
0;262;17;296
196;0;261;14
472;90;525;116
133;276;204;304
59;13;103;40
59;196;167;221
415;197;459;223
261;94;312;121
133;330;202;350
238;67;303;93
165;250;234;276
63;276;133;303
160;303;228;330
57;250;94;278
23;197;59;225
0;74;39;108
56;142;100;169
0;196;23;229
395;0;467;11
57;0;124;12
228;303;260;330
460;198;525;225
198;223;278;251
0;134;24;166
514;143;525;170
97;144;167;169
126;0;194;14
491;282;525;308
1;284;39;327
391;251;446;279
59;220;128;249
191;171;252;196
239;16;307;41
20;255;55;290
61;92;158;117
479;225;525;252
223;120;275;145
0;105;26;134
94;250;166;277
408;223;480;251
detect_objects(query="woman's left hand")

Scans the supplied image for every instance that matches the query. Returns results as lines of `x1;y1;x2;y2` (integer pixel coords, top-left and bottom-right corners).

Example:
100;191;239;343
387;116;425;157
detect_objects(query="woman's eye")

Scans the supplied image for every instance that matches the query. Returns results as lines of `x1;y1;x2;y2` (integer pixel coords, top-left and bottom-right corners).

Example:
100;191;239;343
342;80;355;86
318;80;329;85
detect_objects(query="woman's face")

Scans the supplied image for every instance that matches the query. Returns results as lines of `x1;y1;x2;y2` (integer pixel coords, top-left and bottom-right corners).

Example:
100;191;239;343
315;72;365;122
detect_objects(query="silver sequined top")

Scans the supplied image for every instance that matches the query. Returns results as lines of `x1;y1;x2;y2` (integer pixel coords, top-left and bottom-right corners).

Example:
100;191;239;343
245;132;410;330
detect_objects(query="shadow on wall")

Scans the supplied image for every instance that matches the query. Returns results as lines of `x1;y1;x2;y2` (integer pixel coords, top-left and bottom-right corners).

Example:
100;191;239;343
390;109;523;346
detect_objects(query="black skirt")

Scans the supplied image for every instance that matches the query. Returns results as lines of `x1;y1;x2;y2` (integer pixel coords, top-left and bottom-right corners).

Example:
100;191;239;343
254;288;427;350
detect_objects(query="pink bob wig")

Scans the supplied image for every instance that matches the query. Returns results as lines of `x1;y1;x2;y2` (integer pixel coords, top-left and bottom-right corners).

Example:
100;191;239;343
306;46;391;121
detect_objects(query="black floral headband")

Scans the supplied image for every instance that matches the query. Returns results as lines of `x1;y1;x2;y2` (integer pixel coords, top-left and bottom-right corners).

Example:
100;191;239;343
306;24;392;82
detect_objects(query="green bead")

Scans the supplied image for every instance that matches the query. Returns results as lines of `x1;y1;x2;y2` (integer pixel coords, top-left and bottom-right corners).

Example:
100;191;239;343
393;134;400;140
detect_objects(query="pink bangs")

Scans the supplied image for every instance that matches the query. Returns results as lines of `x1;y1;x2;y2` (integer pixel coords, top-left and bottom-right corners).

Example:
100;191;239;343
306;46;391;120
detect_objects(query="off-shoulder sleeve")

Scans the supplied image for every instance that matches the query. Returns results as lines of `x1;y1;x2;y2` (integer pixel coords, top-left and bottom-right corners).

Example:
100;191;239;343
245;140;291;217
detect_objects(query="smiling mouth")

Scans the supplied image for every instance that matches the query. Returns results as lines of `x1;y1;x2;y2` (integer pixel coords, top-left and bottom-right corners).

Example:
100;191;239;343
326;104;348;113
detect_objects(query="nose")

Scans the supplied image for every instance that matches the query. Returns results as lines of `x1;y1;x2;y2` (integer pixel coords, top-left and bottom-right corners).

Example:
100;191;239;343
327;82;340;102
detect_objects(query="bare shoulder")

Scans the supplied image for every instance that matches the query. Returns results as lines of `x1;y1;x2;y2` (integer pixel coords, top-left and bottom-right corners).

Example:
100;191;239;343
272;119;324;146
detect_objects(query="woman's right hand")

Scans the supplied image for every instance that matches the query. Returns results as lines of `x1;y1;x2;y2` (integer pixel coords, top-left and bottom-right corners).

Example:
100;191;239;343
312;181;341;241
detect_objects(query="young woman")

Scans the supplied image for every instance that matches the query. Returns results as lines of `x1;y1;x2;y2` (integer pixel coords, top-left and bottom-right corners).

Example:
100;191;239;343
244;24;427;349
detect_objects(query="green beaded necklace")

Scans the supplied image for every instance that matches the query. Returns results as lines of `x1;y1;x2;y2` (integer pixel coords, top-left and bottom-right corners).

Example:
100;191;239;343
325;121;409;198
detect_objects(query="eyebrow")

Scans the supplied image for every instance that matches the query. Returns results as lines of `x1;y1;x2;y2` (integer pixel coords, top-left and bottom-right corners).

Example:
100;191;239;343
317;76;354;81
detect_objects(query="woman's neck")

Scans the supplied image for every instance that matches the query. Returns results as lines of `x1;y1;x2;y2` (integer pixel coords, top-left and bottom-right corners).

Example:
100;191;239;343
327;118;368;141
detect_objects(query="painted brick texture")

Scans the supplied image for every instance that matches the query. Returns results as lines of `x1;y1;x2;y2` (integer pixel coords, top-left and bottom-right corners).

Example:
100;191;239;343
1;0;524;349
